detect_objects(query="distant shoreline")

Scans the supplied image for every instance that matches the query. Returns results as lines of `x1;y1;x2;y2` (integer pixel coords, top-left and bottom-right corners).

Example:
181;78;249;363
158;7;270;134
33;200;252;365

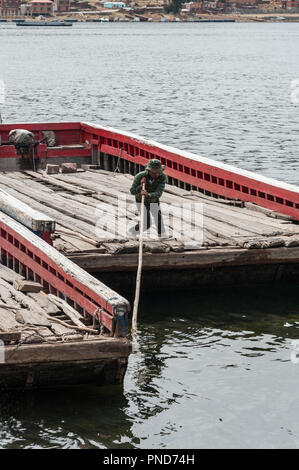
1;13;299;23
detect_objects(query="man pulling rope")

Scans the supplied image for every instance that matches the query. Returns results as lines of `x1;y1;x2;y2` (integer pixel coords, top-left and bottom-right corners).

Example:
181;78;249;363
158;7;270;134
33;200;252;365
130;159;167;338
130;159;167;237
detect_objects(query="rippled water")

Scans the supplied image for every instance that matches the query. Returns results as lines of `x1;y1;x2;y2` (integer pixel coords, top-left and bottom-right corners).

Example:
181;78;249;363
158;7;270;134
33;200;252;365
1;22;299;183
1;23;299;449
1;285;299;449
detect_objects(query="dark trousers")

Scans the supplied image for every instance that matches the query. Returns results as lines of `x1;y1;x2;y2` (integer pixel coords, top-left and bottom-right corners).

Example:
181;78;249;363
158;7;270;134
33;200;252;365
136;201;165;235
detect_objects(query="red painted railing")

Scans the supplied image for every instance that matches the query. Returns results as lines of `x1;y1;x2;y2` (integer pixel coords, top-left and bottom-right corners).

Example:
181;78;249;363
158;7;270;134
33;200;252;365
1;121;299;220
0;212;130;337
81;122;299;221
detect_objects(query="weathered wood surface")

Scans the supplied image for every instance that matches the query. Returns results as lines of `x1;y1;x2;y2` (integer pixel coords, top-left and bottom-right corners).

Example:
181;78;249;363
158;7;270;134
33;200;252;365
0;187;55;233
69;245;299;272
0;260;131;388
4;338;131;365
1;170;299;268
13;280;43;293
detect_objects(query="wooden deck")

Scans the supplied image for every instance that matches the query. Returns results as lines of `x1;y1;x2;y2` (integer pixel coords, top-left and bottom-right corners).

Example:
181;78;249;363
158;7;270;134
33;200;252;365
4;121;299;387
0;260;131;389
1;169;299;275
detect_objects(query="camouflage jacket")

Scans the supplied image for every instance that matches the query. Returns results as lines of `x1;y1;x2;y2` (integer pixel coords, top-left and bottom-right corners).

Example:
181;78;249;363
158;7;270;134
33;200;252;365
130;170;167;204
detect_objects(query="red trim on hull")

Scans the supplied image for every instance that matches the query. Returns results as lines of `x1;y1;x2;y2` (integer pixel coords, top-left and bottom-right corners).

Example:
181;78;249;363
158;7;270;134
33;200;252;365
0;219;119;335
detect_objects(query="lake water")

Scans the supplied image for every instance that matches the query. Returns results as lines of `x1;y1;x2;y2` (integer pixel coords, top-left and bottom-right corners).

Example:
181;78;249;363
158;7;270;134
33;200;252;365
0;22;299;449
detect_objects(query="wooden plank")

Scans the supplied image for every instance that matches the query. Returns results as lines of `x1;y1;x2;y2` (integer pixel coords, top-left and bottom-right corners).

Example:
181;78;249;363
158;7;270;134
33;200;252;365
0;283;16;303
166;184;299;235
0;187;55;233
161;183;286;233
47;294;89;328
13;280;43;293
55;226;100;247
0;277;45;315
0;307;21;330
0;302;21;310
20;326;57;343
53;238;80;254
23;171;95;195
52;173;132;198
27;292;61;316
58;235;96;252
49;322;81;337
244;201;299;221
0;180;100;231
160;189;279;238
6;172;53;193
69;245;299;271
0;264;24;283
0;185;111;242
15;309;52;328
4;338;132;365
48;316;99;335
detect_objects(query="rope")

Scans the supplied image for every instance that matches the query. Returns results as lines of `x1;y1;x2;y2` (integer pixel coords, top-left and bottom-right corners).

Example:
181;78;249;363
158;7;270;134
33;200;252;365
93;307;105;335
48;316;99;334
131;181;146;338
113;148;122;176
31;146;36;172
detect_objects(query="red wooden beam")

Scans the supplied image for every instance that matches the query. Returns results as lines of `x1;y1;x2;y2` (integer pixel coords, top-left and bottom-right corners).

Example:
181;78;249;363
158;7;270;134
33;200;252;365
0;212;130;337
81;122;299;221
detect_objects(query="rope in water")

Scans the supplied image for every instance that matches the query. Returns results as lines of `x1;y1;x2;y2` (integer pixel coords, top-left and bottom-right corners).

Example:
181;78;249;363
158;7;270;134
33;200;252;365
131;181;146;338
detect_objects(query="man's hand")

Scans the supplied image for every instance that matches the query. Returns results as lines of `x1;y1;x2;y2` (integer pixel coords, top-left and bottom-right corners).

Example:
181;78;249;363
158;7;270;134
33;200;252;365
140;177;147;196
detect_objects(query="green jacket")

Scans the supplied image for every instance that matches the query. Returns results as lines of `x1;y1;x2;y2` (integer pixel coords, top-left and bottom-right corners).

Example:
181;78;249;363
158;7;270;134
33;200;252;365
130;170;167;204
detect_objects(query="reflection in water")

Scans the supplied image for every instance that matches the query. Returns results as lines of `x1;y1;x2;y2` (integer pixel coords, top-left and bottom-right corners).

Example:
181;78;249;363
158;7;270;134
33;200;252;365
2;284;299;448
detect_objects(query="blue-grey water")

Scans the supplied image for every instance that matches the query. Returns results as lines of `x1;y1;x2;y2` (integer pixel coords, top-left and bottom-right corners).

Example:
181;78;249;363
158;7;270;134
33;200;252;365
0;22;299;449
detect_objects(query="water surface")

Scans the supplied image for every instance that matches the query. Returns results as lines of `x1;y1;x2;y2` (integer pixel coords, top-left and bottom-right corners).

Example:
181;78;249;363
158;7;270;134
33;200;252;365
1;22;299;183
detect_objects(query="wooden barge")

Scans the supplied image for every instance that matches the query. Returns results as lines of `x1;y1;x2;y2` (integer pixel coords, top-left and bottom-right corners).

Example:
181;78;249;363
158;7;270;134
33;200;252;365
0;180;131;389
0;120;299;388
0;260;130;390
1;122;299;288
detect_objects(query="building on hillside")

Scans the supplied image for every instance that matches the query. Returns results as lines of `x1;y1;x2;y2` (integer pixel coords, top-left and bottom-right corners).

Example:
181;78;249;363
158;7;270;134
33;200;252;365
0;0;21;16
181;2;202;12
226;0;258;6
20;2;35;14
72;1;90;9
133;5;163;13
203;1;218;8
103;2;126;8
28;0;54;15
56;0;69;11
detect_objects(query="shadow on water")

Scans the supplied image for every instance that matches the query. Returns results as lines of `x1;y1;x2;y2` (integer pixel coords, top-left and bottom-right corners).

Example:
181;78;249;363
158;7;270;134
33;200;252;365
137;282;299;339
126;283;299;446
127;283;299;383
0;385;135;449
